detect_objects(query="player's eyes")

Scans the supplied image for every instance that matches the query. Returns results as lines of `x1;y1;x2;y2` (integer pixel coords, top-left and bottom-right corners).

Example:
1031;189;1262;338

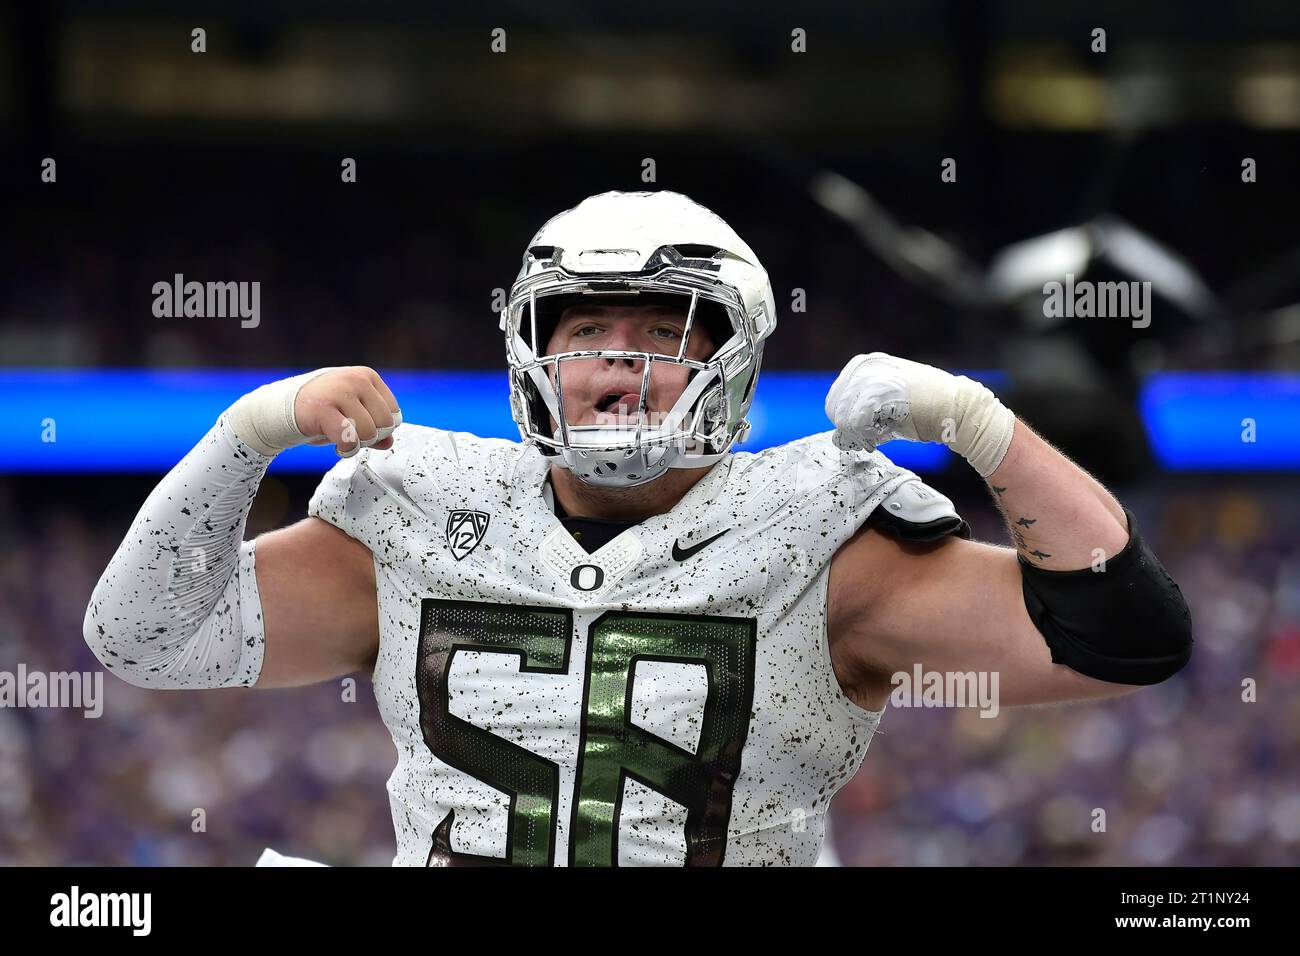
568;324;681;340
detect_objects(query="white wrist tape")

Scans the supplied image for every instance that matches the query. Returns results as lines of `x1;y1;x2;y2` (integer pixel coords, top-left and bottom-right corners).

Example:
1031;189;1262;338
909;368;1016;478
227;367;342;457
827;353;1016;478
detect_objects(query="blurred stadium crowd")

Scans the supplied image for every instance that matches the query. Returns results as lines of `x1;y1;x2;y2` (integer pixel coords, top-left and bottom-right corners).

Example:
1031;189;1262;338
0;160;977;374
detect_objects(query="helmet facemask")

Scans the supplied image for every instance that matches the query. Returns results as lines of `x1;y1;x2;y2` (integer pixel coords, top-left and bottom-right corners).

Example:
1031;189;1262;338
501;193;775;489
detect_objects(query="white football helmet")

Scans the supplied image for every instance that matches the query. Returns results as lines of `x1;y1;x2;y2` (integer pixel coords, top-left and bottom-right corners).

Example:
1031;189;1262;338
501;190;777;488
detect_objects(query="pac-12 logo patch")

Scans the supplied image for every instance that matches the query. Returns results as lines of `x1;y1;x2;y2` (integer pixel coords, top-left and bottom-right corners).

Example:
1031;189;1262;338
446;510;490;560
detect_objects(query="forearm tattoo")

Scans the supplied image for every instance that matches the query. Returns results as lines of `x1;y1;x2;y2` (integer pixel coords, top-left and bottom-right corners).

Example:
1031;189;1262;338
990;485;1052;562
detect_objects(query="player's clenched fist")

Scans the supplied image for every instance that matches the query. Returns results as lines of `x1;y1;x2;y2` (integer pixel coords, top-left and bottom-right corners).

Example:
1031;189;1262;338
825;351;1015;477
228;366;402;459
294;367;402;456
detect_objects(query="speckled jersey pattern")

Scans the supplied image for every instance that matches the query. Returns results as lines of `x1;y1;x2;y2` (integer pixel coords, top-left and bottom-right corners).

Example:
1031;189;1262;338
309;423;953;866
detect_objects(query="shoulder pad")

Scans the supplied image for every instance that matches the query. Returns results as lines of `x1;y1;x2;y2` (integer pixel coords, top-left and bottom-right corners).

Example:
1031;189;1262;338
868;476;970;543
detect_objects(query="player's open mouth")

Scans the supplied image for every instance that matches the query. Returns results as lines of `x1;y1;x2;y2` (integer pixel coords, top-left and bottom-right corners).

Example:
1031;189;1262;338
595;392;642;414
592;391;646;425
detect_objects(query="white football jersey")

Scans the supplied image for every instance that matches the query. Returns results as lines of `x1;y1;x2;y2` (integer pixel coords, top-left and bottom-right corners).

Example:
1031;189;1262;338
307;423;962;866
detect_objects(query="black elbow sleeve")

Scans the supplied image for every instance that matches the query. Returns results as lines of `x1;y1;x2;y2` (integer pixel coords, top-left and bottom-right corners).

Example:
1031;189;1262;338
1019;507;1193;686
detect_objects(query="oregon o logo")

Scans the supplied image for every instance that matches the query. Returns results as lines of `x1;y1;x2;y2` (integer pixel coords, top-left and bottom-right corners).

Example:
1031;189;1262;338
570;564;605;592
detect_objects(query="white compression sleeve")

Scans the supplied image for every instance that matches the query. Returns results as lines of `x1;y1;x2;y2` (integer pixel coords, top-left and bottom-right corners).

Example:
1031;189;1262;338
83;411;273;689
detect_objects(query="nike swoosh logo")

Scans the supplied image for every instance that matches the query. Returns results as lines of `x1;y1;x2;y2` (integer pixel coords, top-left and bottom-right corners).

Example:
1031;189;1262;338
672;529;729;561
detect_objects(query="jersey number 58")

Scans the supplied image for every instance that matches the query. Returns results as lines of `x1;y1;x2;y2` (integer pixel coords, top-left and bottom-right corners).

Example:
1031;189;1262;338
415;598;757;866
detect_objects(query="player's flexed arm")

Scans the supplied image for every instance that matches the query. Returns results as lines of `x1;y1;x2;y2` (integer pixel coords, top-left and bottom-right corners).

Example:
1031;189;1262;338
825;354;1192;710
82;367;401;691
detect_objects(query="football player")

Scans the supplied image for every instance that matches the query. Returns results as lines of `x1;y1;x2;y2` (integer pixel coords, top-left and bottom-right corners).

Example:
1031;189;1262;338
84;190;1192;866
